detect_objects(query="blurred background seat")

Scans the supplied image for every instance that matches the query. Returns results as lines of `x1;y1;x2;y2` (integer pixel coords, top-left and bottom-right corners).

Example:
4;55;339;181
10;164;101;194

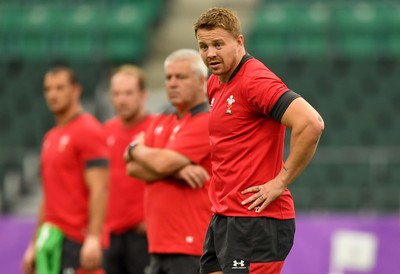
0;0;399;214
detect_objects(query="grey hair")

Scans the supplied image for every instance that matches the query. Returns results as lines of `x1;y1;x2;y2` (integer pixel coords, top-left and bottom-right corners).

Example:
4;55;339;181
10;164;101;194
164;48;208;78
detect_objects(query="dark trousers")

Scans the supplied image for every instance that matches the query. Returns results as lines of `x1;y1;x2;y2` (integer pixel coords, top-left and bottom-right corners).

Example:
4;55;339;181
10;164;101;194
106;229;150;274
148;253;200;274
61;237;106;274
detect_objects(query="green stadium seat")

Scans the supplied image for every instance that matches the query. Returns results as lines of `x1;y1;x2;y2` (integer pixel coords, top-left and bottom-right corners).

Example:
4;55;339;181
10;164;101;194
335;35;378;59
38;5;103;60
250;36;287;61
292;35;331;59
290;185;326;211
101;3;152;62
57;35;99;61
371;186;400;212
334;3;380;33
387;164;400;186
387;35;400;58
297;163;373;186
65;5;102;34
103;4;151;34
254;3;331;34
289;186;317;211
104;36;146;63
21;33;50;61
248;3;332;59
332;3;400;59
0;4;25;33
326;186;363;211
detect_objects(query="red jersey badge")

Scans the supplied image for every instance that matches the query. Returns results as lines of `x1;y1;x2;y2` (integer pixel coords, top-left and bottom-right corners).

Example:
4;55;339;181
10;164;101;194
58;135;70;152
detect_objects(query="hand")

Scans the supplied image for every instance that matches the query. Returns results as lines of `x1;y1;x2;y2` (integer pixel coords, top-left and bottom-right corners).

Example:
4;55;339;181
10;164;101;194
80;235;102;271
21;242;35;274
134;131;145;145
176;164;210;189
241;178;286;213
134;221;147;235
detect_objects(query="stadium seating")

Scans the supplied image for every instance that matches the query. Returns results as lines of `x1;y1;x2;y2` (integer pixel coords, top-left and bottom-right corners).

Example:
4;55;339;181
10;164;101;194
1;0;399;213
0;1;166;213
0;0;165;148
291;165;400;212
246;1;400;212
248;2;400;60
0;1;163;62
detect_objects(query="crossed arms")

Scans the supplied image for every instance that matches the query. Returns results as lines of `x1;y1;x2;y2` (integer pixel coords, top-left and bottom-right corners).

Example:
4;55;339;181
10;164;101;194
124;132;209;188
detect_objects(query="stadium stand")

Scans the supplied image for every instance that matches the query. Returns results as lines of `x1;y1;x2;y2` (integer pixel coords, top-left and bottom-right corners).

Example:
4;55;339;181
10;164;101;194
247;1;400;212
0;0;399;213
0;0;167;213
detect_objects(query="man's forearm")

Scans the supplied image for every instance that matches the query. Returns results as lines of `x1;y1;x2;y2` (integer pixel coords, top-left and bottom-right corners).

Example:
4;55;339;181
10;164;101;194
126;161;165;182
278;122;323;186
130;145;191;176
85;168;108;238
87;184;106;237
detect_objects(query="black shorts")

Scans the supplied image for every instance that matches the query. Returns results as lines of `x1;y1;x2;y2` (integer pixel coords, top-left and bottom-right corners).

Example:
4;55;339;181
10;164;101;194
61;237;106;274
148;253;200;274
200;215;295;274
106;229;150;274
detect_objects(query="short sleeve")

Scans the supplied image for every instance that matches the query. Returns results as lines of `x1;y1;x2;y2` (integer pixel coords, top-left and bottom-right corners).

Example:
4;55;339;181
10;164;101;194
245;70;289;115
76;121;109;166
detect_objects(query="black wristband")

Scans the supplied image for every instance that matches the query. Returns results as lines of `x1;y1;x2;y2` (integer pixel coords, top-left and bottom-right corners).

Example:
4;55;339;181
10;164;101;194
127;142;139;161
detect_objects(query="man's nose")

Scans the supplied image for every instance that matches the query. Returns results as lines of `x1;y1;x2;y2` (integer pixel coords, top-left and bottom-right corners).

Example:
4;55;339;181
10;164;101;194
207;47;217;58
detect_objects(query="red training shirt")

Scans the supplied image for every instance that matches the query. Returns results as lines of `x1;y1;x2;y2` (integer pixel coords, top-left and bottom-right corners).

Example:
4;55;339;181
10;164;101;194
144;103;212;255
104;115;154;234
41;113;109;245
207;56;295;219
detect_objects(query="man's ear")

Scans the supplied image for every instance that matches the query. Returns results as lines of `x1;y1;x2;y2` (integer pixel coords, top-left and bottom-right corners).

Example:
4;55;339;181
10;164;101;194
237;34;244;46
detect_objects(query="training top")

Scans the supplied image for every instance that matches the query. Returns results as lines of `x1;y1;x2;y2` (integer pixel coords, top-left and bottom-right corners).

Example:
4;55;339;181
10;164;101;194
207;54;295;219
41;113;109;244
144;103;212;255
104;115;154;234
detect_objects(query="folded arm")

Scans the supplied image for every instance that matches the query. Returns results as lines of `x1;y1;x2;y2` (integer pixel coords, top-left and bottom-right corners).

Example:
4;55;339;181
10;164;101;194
130;145;191;176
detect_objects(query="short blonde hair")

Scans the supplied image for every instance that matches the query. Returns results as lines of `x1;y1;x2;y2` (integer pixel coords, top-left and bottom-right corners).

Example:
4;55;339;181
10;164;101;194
112;64;146;91
193;7;242;38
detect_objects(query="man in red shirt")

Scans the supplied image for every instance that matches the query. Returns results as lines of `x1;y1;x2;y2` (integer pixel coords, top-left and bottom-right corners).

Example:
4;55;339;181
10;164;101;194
21;67;109;274
104;65;153;274
194;7;325;274
125;49;212;274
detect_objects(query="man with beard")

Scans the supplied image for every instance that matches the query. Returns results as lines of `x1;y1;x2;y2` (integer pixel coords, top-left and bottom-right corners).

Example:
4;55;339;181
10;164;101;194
104;65;153;274
22;67;109;274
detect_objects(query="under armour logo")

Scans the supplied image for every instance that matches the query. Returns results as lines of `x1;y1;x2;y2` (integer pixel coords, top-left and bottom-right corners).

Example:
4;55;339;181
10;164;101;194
232;259;247;269
233;260;245;267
